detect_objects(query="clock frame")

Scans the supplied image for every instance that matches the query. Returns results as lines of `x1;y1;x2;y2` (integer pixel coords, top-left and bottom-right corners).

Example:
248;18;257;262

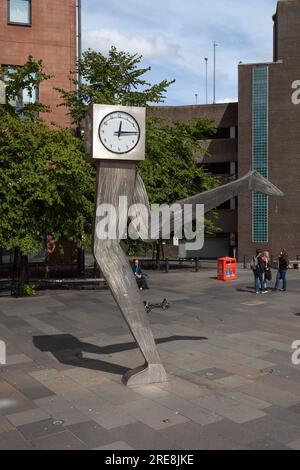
84;104;146;162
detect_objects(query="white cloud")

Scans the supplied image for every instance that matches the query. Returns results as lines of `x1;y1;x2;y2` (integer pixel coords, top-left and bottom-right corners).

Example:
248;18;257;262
83;0;278;105
216;97;238;103
83;29;179;59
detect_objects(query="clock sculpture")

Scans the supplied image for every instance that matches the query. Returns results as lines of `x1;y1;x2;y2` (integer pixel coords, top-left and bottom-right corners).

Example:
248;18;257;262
85;104;283;386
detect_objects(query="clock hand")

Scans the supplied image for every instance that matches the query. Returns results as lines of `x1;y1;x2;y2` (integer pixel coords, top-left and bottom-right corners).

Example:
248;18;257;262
117;121;122;138
113;131;138;136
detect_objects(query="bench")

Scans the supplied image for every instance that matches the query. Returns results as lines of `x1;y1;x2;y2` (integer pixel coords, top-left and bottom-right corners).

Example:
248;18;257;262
289;260;300;270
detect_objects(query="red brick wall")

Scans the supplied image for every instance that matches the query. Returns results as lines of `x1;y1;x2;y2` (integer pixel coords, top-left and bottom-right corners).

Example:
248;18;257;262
0;0;77;127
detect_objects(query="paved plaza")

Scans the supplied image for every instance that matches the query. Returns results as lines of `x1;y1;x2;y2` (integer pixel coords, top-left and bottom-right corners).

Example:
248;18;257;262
0;266;300;450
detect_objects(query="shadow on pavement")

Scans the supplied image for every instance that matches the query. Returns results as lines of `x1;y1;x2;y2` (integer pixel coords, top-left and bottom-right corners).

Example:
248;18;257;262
33;334;207;376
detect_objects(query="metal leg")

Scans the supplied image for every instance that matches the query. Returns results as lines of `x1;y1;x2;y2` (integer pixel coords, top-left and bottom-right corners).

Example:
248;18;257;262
93;161;167;386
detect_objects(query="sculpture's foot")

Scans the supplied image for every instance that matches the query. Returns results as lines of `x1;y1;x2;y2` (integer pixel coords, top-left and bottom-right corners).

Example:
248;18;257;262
122;363;168;386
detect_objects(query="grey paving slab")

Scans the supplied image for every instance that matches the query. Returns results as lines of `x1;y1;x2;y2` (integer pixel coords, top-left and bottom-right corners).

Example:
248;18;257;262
0;429;33;450
120;398;190;430
237;381;300;407
6;354;33;366
191;393;267;424
156;394;223;426
93;440;134;450
288;438;300;450
7;408;51;427
30;430;88;450
67;420;115;448
17;418;65;440
88;381;143;405
194;368;233;381
247;438;292;450
159;420;248;450
111;422;182;450
0;416;15;433
239;414;300;444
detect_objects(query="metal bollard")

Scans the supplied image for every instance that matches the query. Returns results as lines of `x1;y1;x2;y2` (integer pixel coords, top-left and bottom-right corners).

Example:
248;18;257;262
195;257;199;272
165;258;169;273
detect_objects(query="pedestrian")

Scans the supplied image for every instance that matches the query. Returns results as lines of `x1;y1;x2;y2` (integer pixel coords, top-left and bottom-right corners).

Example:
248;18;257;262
262;251;272;292
132;259;149;290
250;249;266;294
274;249;289;292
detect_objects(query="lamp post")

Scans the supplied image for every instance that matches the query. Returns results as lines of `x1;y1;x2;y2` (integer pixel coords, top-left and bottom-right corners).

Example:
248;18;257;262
204;57;208;104
195;93;198;105
0;79;6;105
213;41;218;104
77;0;82;85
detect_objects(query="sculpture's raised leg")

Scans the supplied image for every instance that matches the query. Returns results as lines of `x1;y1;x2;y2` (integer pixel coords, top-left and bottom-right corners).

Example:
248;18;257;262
130;171;283;240
93;161;167;386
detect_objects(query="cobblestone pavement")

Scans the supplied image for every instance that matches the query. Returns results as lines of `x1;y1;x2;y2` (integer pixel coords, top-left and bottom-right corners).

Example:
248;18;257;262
0;267;300;450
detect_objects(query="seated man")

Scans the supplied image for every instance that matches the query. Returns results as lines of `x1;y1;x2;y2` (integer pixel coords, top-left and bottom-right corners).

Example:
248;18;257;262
132;259;149;290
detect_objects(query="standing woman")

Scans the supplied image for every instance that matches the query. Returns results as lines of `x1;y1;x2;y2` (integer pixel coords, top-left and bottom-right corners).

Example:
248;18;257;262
262;251;271;292
274;249;289;292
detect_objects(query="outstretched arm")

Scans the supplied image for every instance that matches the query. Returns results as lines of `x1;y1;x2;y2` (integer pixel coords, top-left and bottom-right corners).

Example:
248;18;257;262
130;170;283;241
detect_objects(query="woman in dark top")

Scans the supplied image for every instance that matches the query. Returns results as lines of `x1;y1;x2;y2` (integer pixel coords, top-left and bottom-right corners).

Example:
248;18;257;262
274;249;289;292
132;259;149;290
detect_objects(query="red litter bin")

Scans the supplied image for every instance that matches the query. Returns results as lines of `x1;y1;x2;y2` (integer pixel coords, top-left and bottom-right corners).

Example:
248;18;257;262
217;257;237;281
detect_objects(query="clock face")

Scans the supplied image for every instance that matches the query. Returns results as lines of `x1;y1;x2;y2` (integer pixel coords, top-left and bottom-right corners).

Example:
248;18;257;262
98;111;140;154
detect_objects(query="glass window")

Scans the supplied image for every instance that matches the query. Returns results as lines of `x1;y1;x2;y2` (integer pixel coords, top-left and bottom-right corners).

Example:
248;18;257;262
252;66;269;243
3;68;37;110
8;0;31;25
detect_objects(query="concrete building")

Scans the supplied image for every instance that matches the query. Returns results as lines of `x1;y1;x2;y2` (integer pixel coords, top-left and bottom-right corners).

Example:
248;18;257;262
0;0;77;127
152;0;300;261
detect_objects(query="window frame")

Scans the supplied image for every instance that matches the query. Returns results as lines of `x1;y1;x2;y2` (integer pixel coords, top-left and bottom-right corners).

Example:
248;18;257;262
7;0;32;27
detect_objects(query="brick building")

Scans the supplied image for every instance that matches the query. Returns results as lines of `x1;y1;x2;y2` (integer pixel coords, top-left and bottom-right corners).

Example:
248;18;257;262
152;0;300;261
0;0;77;127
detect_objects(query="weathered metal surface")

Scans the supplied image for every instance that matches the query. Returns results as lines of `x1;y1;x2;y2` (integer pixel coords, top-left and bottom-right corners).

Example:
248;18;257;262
93;162;283;386
93;161;167;386
130;170;284;241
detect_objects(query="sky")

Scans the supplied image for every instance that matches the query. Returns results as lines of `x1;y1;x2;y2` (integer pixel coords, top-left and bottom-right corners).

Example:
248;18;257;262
82;0;279;106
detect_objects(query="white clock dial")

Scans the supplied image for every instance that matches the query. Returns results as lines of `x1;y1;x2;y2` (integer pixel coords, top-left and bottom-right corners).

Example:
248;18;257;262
98;111;140;154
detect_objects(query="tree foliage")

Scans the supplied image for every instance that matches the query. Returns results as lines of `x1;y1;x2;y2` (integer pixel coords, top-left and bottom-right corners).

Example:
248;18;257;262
56;46;175;124
0;56;52;120
140;116;220;235
0;108;94;256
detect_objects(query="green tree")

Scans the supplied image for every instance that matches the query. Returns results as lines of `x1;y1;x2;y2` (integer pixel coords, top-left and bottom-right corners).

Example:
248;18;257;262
0;58;94;295
56;46;175;124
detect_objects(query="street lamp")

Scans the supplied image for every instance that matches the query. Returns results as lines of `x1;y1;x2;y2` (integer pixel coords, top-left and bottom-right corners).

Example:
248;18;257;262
0;79;6;105
213;41;218;104
204;58;208;104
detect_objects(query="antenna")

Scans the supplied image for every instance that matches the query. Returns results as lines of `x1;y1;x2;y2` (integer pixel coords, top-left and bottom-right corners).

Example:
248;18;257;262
204;58;208;104
213;41;218;103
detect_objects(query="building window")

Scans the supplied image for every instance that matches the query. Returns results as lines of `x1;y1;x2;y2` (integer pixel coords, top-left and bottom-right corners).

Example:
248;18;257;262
252;66;269;243
2;67;38;110
8;0;31;26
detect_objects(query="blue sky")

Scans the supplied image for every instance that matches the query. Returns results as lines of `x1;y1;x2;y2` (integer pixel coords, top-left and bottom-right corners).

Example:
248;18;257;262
82;0;278;105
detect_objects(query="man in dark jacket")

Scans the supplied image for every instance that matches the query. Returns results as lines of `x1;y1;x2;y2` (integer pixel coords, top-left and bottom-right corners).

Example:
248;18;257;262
274;249;289;292
251;249;266;294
